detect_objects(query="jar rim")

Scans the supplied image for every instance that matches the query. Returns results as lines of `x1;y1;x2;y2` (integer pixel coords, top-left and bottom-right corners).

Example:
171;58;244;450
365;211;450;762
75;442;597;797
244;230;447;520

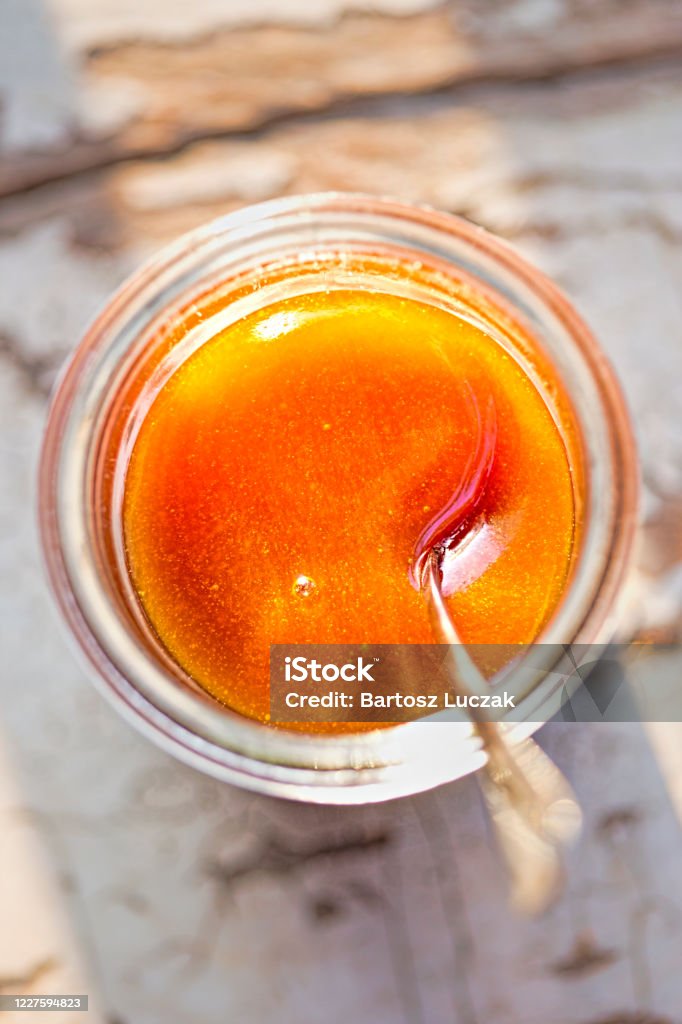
38;192;638;802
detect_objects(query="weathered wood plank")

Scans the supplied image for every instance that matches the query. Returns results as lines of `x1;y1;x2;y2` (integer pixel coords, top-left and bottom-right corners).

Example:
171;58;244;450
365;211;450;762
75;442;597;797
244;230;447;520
3;1;682;194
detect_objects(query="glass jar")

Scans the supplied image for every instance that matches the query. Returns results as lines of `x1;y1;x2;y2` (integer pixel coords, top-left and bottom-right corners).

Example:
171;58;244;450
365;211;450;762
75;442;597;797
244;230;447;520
39;193;638;803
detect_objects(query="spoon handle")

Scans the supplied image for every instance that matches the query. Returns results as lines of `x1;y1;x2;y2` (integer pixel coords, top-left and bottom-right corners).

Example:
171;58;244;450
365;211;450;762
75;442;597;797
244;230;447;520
422;550;582;913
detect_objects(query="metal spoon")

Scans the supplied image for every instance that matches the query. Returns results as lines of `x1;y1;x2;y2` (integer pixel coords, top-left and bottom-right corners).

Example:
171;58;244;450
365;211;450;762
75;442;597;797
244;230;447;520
421;548;582;914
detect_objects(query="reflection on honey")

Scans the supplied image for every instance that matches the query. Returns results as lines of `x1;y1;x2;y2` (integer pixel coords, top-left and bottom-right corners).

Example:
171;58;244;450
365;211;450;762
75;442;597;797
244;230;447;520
123;288;575;727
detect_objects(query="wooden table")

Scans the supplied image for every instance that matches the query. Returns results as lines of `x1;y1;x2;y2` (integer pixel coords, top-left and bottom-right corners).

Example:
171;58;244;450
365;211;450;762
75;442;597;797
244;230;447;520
1;2;681;1021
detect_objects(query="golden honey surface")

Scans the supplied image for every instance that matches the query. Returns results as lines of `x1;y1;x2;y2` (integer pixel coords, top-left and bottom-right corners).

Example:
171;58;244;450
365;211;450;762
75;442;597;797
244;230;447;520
123;289;575;725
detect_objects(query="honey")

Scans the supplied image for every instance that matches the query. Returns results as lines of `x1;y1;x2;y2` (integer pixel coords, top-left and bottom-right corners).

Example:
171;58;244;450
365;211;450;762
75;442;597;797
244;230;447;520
123;287;576;727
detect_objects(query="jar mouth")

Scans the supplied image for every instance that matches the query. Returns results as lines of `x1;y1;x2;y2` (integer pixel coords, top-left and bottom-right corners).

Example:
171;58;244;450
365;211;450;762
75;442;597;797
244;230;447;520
39;192;638;801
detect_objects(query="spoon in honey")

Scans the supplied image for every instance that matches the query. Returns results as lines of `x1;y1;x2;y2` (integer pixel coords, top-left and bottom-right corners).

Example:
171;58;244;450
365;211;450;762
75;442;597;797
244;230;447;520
420;530;582;914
